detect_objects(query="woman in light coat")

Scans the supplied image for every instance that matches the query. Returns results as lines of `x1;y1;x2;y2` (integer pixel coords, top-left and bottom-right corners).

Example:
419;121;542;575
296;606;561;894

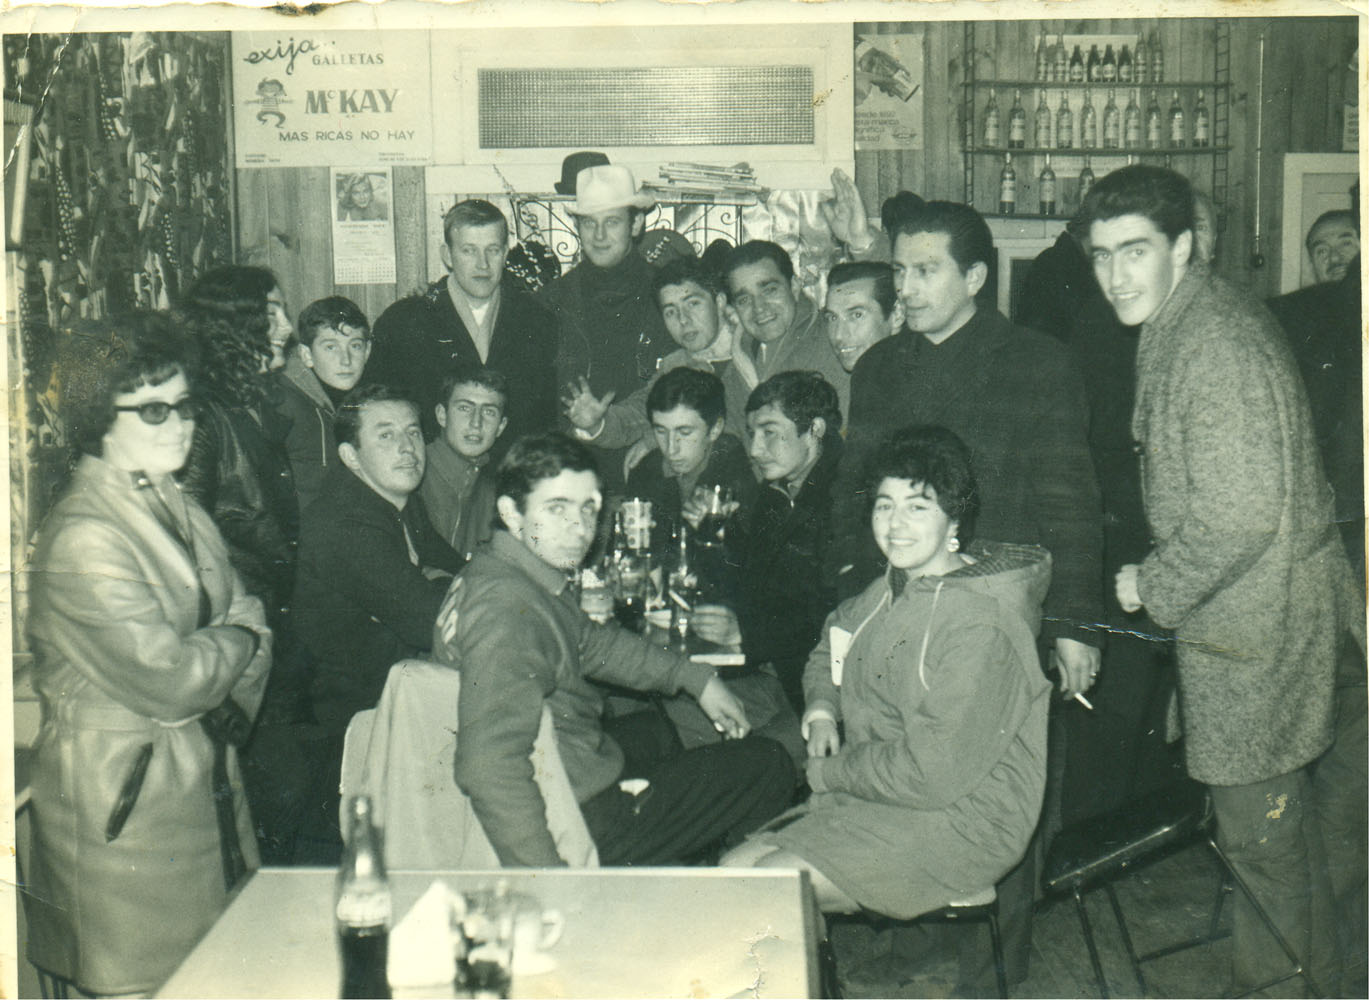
25;313;271;995
723;426;1051;919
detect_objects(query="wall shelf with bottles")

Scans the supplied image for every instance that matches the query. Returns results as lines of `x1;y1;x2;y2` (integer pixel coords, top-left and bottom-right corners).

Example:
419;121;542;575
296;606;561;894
962;21;1231;221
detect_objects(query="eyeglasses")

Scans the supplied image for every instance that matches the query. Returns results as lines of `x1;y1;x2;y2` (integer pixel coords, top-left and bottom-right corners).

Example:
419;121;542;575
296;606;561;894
114;398;198;425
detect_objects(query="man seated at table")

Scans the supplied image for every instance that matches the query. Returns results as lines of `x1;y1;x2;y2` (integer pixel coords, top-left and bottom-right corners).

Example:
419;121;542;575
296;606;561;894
435;432;794;866
688;372;843;719
419;364;505;559
293;384;464;858
624;366;753;550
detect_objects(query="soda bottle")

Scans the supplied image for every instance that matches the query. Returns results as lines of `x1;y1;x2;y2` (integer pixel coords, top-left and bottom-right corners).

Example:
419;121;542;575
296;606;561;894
337;796;392;1000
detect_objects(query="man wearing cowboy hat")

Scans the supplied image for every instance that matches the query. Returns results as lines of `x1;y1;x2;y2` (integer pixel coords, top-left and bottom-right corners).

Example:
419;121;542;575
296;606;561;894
541;165;687;488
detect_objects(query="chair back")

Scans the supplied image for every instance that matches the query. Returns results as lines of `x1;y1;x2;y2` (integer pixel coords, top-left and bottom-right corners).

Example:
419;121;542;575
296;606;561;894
339;659;599;868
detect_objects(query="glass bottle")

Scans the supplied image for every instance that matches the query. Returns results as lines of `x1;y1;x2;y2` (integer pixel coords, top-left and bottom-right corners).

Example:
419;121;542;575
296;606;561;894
1101;44;1118;82
1008;89;1027;149
1168;89;1185;148
1035;35;1050;81
1086;44;1101;82
337;796;392;1000
1056;92;1074;149
667;525;698;652
1038;154;1057;215
1102;90;1121;149
1078;156;1097;203
1145;89;1164;148
1150;30;1164;83
1192;90;1210;147
1068;44;1086;83
1118;44;1133;83
983;90;1001;147
999;153;1017;215
1134;33;1149;83
1080;89;1098;148
1054;35;1069;83
1034;90;1052;148
1123;89;1142;148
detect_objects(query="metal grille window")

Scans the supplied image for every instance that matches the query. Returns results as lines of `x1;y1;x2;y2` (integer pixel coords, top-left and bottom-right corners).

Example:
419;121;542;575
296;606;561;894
478;66;815;148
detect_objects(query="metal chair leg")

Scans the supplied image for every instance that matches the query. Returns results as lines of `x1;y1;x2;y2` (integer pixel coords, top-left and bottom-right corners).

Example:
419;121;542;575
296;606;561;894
986;908;1009;999
1104;881;1147;996
1206;836;1319;999
1073;886;1111;999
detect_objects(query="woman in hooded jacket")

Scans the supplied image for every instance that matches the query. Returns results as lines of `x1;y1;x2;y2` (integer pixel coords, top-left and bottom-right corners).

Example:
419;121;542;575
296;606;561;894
723;425;1051;919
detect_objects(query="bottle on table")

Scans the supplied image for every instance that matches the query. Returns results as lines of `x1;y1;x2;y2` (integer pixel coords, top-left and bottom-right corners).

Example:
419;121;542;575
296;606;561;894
1080;89;1098;148
1145;89;1164;148
611;508;651;631
1034;90;1053;148
1102;90;1121;149
1123;89;1142;148
1193;90;1210;147
337;795;392;1000
1056;92;1074;149
1008;89;1027;148
1068;44;1086;83
1038;155;1057;216
999;153;1017;215
667;525;698;652
1168;90;1185;148
983;90;1001;147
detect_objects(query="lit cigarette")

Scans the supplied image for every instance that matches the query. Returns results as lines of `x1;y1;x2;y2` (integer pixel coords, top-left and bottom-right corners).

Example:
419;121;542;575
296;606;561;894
1072;692;1094;710
668;589;692;611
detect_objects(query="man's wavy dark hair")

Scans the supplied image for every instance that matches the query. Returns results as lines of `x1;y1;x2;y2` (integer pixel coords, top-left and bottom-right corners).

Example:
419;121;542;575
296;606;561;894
495;432;599;519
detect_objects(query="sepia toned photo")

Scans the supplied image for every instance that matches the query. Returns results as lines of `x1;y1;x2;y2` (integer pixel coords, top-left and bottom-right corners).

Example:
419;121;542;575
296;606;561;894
1;2;1363;997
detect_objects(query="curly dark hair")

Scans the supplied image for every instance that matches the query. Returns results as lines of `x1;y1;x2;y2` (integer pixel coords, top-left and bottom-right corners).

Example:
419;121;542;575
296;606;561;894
862;425;980;543
176;265;276;409
495;432;599;518
54;311;197;460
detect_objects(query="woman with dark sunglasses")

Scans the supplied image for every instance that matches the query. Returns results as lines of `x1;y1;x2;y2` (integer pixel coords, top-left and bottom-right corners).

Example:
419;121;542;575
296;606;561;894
25;312;271;996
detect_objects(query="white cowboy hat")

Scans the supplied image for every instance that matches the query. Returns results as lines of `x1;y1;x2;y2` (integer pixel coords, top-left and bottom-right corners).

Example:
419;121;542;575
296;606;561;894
570;165;656;215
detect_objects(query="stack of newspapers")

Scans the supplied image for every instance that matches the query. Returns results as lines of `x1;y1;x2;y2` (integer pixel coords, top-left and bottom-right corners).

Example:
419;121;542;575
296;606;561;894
644;162;764;202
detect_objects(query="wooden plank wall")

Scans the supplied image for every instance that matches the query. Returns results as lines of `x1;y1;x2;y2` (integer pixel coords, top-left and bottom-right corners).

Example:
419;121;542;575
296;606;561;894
853;17;1356;296
231;17;1356;318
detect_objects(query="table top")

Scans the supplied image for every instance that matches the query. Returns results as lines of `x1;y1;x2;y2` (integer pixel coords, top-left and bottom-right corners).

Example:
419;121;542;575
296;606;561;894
158;867;818;999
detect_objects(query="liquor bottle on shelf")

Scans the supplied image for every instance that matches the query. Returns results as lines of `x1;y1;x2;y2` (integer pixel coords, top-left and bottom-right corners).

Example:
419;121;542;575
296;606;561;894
1054;35;1068;82
1036;35;1050;81
1123;89;1142;148
1068;44;1086;83
1078;156;1097;203
983;91;1001;147
999;153;1017;215
1038;155;1057;216
1193;90;1210;147
1168;89;1185;148
1008;90;1027;149
1134;34;1149;83
1150;30;1164;83
1034;90;1052;148
1102;90;1121;149
1101;44;1117;82
337;796;392;1000
1056;93;1074;149
1118;44;1133;83
1080;89;1098;148
1145;89;1164;148
1086;44;1101;82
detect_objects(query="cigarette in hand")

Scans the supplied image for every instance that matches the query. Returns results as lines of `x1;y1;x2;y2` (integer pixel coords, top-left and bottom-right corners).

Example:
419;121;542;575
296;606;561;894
1072;691;1094;710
